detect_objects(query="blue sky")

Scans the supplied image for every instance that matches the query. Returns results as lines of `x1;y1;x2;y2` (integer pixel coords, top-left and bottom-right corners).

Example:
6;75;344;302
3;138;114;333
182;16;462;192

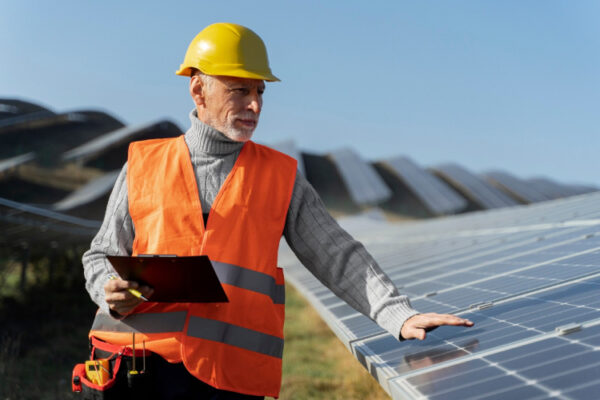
2;1;599;186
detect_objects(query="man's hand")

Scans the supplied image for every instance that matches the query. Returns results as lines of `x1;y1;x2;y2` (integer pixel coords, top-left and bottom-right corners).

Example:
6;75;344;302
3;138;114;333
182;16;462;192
104;278;154;316
400;313;474;340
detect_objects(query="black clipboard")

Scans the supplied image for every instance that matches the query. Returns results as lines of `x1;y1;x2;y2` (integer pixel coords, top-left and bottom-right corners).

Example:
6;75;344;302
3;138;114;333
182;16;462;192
106;255;229;303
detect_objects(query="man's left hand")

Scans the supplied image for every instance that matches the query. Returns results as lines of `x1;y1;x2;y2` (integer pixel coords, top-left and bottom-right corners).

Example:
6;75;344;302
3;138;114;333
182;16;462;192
400;313;474;340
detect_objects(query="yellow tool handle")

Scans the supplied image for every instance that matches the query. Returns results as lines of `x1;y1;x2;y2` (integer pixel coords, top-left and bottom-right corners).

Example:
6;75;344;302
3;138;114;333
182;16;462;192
85;360;109;385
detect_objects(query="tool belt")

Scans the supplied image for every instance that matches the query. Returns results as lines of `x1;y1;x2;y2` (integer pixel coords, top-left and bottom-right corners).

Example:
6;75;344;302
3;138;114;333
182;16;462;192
72;336;153;399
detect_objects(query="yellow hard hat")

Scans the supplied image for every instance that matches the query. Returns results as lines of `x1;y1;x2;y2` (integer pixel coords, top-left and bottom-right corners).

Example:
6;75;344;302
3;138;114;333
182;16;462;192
176;22;279;82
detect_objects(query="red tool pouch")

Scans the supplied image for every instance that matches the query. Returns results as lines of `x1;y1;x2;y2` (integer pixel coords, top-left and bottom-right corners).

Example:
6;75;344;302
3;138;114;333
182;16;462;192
72;336;151;399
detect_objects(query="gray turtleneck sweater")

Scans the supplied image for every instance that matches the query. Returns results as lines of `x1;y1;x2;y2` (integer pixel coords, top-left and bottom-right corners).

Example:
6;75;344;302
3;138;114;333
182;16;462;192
82;111;418;339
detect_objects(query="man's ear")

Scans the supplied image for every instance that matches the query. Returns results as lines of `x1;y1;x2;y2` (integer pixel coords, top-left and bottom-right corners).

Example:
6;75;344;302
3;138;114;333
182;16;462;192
190;75;205;107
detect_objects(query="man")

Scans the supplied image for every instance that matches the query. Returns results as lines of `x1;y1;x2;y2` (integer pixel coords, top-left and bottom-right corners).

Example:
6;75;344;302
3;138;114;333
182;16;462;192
82;22;472;399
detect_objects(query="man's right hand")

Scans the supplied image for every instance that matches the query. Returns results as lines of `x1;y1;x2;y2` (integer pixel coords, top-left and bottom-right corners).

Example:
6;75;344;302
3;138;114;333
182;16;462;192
104;278;154;316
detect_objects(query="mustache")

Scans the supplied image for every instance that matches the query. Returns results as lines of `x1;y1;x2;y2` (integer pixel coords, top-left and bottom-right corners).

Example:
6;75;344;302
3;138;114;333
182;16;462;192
235;112;258;122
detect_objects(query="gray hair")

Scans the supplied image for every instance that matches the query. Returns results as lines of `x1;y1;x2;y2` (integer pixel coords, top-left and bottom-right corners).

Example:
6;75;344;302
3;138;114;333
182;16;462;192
191;69;215;92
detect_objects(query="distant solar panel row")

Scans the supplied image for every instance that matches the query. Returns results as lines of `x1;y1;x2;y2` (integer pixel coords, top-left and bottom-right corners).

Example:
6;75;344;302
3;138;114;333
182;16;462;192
281;192;600;399
485;170;551;203
433;163;520;209
329;148;392;205
383;156;467;215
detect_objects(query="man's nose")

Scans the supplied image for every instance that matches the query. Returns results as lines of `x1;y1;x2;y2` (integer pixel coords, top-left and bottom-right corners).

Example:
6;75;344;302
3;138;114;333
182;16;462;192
247;93;262;114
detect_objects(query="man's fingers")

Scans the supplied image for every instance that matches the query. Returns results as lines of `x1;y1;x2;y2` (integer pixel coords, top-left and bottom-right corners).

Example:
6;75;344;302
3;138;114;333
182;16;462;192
402;326;427;341
104;277;148;315
400;313;474;341
416;313;473;328
105;278;139;292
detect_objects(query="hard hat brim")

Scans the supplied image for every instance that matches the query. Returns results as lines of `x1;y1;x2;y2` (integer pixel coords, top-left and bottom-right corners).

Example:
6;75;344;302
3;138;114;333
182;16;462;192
175;65;280;82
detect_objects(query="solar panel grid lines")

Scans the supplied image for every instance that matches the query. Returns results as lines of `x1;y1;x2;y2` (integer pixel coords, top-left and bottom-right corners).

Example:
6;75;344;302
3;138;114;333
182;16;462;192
409;244;600;312
391;228;587;287
328;148;393;205
377;289;600;398
383;230;576;284
405;232;600;297
390;318;600;400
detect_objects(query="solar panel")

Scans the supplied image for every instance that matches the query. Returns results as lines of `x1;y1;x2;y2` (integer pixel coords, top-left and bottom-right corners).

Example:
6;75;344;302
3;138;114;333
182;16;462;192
281;192;600;399
0;196;100;248
485;170;551;203
0;152;35;174
382;156;467;215
0;99;53;120
432;163;520;209
267;139;306;176
62;120;181;164
329;148;392;206
53;170;120;212
526;177;572;199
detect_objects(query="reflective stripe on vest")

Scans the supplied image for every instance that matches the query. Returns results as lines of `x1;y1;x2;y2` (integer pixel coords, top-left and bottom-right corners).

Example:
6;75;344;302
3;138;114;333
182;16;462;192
213;261;285;304
91;311;187;333
187;316;284;358
92;311;284;359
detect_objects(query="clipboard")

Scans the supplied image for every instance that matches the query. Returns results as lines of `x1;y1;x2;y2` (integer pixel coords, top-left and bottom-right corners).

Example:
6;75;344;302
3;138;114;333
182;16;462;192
106;255;229;303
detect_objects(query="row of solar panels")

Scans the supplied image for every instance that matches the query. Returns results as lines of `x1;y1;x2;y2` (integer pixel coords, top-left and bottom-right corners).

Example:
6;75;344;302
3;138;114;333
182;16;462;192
280;191;600;399
271;143;597;216
3;99;595;216
1;98;597;251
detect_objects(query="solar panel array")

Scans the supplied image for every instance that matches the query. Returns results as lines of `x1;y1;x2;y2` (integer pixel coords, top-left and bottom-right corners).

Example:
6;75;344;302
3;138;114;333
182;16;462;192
383;156;467;215
432;163;520;209
280;192;600;399
329;148;392;206
485;170;550;203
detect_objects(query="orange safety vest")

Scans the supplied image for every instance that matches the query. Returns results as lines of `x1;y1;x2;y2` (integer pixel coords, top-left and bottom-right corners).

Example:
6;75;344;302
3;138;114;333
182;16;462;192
89;135;297;397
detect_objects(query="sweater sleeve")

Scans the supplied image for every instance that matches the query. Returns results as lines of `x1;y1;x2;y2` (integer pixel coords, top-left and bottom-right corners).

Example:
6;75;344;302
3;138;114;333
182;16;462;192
282;172;419;340
81;163;135;314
